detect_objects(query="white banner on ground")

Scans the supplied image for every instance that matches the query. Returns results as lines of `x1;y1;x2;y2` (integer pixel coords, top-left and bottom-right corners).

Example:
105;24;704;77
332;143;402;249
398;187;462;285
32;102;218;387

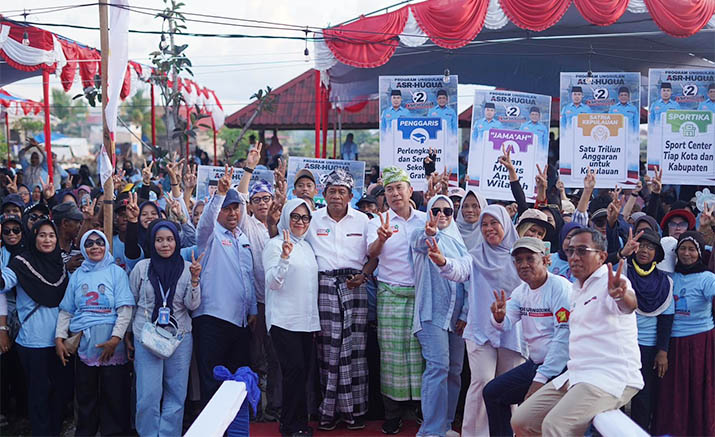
287;157;365;208
647;69;715;185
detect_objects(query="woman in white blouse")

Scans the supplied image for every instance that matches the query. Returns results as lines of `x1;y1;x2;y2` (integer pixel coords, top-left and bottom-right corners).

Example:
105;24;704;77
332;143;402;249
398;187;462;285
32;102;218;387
263;198;319;437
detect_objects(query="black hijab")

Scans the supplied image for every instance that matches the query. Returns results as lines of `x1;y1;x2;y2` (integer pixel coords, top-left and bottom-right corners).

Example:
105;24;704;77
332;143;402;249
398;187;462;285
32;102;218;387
148;220;185;323
674;231;708;275
8;219;68;307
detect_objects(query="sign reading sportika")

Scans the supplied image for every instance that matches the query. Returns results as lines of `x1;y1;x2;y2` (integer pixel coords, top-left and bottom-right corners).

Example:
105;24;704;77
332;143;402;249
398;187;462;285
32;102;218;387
647;69;715;185
467;90;551;202
379;75;458;191
559;72;640;188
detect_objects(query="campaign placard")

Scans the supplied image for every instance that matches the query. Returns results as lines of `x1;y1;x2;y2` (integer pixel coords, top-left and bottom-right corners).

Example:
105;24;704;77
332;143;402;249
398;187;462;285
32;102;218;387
196;165;274;201
379;75;458;191
286;157;365;208
559;72;640;188
466;90;551;201
647;69;715;185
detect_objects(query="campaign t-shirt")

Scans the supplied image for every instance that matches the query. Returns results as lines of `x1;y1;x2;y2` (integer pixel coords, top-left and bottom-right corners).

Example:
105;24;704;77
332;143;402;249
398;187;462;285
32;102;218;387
636;298;675;346
549;253;575;283
671;271;715;337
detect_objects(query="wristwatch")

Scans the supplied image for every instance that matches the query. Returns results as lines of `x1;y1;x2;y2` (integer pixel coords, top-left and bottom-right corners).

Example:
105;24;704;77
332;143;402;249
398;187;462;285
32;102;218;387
244;167;255;174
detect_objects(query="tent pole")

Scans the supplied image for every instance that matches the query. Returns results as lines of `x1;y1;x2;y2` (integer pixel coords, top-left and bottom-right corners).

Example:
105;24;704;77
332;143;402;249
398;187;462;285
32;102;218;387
332;108;337;159
322;89;328;159
99;0;114;251
314;69;321;158
338;109;342;160
5;112;10;167
150;82;156;159
212;117;218;166
42;70;54;185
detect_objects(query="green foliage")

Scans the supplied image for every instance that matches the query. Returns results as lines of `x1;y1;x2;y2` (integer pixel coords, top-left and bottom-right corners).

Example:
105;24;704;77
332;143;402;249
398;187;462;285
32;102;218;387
13;117;44;137
219;127;257;163
51;88;88;136
120;89;166;140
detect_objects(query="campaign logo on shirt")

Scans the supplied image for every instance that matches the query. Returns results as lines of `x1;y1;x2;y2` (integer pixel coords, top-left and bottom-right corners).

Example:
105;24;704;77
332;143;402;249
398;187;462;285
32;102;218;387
317;228;331;237
520;306;553;317
556;307;570;323
391;224;399;233
80;283;112;314
221;239;233;247
674;288;690;315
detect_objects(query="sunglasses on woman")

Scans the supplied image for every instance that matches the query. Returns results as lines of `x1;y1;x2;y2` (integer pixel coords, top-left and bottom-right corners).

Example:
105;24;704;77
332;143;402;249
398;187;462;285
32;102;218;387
2;227;21;235
84;238;106;248
430;207;454;217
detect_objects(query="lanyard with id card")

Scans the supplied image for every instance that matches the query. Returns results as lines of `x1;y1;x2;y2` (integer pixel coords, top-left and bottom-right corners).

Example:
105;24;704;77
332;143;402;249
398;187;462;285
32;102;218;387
157;283;171;325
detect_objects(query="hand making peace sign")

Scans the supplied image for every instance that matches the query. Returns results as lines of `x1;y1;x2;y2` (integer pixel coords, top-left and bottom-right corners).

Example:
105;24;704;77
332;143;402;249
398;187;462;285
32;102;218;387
490;289;508;323
425;237;446;267
280;229;293;259
425;210;438;237
607;259;628;301
376;211;393;242
218;164;233;195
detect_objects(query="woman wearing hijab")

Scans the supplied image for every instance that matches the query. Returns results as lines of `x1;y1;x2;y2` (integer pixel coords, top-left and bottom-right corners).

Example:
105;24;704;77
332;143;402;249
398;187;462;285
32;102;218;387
548;222;583;283
653;231;715;436
54;230;134;436
128;220;202;436
263;198;319;437
455;191;487;249
410;195;470;437
0;219;70;436
124;200;161;260
618;229;673;432
431;205;524;437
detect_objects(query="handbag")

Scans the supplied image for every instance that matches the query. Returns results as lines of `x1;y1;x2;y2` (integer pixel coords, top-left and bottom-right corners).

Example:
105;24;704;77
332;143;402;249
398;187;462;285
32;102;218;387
64;331;82;355
138;276;183;359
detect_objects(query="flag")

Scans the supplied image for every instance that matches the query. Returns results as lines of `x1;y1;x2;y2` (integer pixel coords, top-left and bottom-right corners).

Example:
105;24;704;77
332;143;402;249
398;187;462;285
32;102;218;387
105;0;130;136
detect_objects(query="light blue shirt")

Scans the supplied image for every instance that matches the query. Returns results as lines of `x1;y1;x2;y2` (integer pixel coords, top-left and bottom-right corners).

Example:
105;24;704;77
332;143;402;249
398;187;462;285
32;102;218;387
19;151;49;189
381;106;411;131
112;235;141;273
519;121;548;148
671;271;715;337
560;103;591;128
429;105;458;131
549;254;576;283
649;98;680;124
636;298;675;347
697;99;715;112
473;118;504;142
1;268;58;348
192;193;257;327
341;141;358;161
609;102;639;131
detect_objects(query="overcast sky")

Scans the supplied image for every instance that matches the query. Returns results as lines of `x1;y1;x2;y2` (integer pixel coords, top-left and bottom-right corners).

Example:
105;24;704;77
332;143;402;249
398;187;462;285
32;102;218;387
2;0;428;117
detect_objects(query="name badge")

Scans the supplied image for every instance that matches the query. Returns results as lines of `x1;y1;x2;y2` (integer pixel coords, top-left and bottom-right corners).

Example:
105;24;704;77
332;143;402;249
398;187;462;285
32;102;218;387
221;239;233;247
158;307;170;325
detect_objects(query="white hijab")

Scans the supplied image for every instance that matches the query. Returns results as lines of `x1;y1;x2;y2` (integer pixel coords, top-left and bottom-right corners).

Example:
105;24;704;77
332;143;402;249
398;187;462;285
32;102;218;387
456;190;488;249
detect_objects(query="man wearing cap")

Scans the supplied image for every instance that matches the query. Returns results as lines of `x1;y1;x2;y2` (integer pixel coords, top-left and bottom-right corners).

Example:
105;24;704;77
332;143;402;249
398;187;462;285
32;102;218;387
111;192;140;273
293;168;318;210
609;87;639;131
367;166;426;434
429;90;457;131
236;145;282;421
520;107;549;149
192;166;257;407
356;194;378;218
306;168;374;430
448;187;466;219
1;194;25;217
561;86;592;128
697;83;715;113
52;202;84;273
649;82;680;124
511;228;642;436
482;237;571;437
381;90;411;132
473;102;504;142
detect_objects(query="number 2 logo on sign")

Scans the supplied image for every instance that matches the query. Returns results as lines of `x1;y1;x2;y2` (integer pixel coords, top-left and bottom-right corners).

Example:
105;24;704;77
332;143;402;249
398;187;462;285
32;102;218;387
593;88;609;100
682;84;698;96
412;91;427;103
506;106;520;117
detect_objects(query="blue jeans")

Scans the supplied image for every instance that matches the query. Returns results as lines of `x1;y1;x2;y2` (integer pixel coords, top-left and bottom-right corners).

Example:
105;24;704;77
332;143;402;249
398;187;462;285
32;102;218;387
415;322;465;437
134;334;193;437
483;359;539;437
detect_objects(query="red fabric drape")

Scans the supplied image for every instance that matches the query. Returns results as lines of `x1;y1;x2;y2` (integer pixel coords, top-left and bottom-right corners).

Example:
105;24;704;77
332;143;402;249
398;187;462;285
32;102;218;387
574;0;629;26
498;0;571;31
78;46;101;89
59;40;78;91
411;0;489;49
644;0;715;38
344;100;369;113
324;6;409;68
119;65;132;100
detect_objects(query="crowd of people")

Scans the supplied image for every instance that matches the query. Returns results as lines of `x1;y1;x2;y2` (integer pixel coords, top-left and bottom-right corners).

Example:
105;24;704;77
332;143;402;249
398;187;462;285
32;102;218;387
0;140;713;437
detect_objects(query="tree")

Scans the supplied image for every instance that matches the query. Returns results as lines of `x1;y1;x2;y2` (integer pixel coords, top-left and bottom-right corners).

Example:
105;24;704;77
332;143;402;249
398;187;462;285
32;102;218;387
51;88;88;136
218;127;258;163
226;86;277;160
13;117;44;139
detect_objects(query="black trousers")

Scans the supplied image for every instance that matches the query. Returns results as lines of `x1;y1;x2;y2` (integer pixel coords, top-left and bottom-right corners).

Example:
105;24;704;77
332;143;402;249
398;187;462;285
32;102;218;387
16;345;72;436
483;359;539;437
631;345;658;432
193;315;251;406
75;360;131;436
270;326;312;435
1;345;28;418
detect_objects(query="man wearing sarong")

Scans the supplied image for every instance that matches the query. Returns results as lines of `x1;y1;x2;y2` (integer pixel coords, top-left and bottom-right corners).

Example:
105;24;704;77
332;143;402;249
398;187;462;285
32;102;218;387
306;169;374;431
367;167;426;434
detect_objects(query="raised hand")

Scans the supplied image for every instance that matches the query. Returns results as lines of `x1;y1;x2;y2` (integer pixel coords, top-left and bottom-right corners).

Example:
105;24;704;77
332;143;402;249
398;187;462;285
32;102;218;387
125;192;139;223
274;157;287;185
142;159;154;185
166;156;186;184
699;203;714;228
556;179;565;193
246;142;263;169
113;169;126;192
376;211;393;242
190;250;204;281
583;168;596;190
280;229;294;259
5;175;17;193
266;201;282;228
217;164;233;195
632;179;643;195
650;166;663;194
183;164;198;191
620;228;644;258
274;179;287;207
607;259;627;301
498;145;516;174
535;163;548;190
425;237;446;266
490;289;507;323
440;167;451;192
81;197;98;221
607;186;623;226
425;210;438;236
505;203;518;218
42;177;55;200
164;194;184;222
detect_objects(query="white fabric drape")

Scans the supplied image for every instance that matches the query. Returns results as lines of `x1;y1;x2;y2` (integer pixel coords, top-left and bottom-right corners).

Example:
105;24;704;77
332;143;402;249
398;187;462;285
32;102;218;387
399;9;429;47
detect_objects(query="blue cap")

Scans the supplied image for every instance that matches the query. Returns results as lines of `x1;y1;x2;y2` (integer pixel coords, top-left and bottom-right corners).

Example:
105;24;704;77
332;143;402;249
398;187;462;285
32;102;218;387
221;189;243;208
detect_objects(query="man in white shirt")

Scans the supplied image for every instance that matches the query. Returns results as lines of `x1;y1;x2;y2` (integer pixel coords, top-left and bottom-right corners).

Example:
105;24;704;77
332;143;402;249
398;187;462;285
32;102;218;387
367;166;426;435
511;228;643;437
306;169;375;431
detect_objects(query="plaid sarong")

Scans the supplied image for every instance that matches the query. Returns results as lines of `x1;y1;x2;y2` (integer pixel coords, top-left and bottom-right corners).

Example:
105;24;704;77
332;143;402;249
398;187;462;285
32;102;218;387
317;270;369;423
377;281;423;401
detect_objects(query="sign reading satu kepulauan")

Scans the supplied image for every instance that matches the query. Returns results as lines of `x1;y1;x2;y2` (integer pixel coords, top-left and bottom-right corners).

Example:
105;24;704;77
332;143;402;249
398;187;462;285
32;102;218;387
559;72;641;188
647;69;715;185
379;75;458;191
196;165;274;201
467;90;551;202
286;157;365;208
